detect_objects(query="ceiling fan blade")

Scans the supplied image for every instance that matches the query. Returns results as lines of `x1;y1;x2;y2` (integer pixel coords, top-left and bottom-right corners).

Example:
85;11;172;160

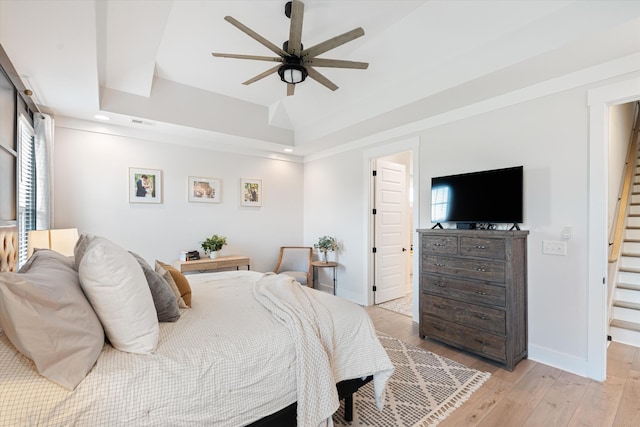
301;27;365;59
243;65;281;85
304;58;368;69
224;16;287;57
287;0;304;56
287;83;295;96
306;67;338;91
212;53;283;63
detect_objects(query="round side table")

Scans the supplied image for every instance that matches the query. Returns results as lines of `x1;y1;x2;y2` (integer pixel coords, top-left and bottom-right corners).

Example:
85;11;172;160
312;261;338;295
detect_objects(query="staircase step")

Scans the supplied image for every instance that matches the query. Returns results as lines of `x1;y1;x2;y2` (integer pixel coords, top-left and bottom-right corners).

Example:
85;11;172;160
617;271;640;285
611;320;640;347
625;229;640;240
618;282;640;292
614;300;640;310
621;256;640;269
612;319;640;331
623;241;640;253
618;266;640;274
613;301;640;323
616;287;640;304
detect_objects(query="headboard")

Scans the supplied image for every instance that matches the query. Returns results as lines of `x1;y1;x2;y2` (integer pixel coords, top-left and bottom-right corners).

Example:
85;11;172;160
0;224;18;272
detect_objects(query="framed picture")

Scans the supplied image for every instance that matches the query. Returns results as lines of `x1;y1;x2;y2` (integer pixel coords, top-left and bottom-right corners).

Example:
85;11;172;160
240;178;262;207
129;167;162;204
188;176;221;203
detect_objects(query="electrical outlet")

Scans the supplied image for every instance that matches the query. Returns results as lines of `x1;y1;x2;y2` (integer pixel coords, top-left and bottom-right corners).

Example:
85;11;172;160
542;240;567;256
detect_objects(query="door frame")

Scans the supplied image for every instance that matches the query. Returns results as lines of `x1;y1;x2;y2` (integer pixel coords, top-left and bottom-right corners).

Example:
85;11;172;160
363;136;420;320
588;76;640;381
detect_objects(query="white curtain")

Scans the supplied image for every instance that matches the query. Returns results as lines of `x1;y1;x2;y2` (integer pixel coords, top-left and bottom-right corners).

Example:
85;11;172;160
34;114;54;229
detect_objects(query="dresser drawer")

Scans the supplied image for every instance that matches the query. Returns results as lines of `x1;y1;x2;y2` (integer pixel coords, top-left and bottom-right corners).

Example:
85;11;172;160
423;255;505;283
422;315;506;362
422;295;505;334
421;274;506;307
460;237;505;259
422;235;458;255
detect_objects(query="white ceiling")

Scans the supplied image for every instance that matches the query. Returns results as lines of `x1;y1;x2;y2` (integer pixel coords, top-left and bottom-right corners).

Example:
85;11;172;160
1;0;640;158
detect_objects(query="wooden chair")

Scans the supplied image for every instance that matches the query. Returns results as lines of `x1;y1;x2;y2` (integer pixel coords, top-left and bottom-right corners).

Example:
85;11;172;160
273;246;313;287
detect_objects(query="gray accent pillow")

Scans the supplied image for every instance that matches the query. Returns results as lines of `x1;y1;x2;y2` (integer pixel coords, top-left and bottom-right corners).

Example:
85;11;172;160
129;252;180;322
73;233;95;271
0;249;105;390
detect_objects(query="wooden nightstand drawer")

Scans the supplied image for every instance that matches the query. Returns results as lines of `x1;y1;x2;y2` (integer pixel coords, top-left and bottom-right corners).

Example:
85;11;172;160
422;235;458;255
421;274;506;307
422;294;505;334
460;237;505;259
423;254;505;283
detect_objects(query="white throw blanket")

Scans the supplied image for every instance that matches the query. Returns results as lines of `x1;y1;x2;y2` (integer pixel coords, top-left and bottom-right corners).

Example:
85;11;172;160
254;273;339;427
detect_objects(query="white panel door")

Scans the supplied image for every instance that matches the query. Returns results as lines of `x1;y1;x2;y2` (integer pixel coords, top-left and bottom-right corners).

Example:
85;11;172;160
374;159;407;304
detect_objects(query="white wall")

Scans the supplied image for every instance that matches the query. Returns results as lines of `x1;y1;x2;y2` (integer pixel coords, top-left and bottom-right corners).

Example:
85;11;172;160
302;81;621;377
53;126;303;272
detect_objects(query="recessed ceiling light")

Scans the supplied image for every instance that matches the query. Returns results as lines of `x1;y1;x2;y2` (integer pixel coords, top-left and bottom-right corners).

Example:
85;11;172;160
284;148;293;153
94;114;110;121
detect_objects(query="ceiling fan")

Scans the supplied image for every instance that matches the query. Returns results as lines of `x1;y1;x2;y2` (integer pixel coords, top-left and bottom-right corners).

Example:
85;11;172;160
211;0;369;96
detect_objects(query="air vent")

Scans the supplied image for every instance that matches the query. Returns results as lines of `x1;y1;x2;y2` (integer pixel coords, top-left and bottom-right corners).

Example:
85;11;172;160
130;118;156;126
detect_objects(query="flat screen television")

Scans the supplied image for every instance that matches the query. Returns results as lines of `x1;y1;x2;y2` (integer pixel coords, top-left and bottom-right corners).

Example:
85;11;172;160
431;166;523;226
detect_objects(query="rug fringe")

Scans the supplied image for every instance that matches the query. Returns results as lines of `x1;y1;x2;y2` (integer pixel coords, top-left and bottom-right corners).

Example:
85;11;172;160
416;371;491;426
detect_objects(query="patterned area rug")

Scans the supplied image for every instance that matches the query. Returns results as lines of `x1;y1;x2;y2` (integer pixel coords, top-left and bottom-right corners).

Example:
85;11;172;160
333;333;491;426
378;293;413;317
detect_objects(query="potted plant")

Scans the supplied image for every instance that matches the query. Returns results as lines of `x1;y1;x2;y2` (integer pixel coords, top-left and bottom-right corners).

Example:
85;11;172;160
314;235;338;263
201;234;227;259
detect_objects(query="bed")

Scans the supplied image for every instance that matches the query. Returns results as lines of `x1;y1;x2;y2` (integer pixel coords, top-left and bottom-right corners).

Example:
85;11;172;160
0;233;394;426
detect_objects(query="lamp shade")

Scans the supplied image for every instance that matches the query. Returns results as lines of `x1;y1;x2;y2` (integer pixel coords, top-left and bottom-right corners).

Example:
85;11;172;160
27;228;79;258
278;63;308;84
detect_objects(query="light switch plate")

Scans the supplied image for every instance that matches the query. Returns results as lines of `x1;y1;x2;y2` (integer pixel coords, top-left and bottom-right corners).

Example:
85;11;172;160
543;240;567;256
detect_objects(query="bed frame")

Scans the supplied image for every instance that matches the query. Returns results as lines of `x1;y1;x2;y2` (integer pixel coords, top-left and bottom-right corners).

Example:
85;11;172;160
248;376;373;426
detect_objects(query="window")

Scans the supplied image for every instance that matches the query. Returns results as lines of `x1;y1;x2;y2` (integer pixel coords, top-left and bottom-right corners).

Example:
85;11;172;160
17;115;35;267
431;185;450;222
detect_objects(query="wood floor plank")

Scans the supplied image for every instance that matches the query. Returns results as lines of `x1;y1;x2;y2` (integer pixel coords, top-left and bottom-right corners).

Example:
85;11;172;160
612;369;640;426
363;305;640;427
523;370;590;427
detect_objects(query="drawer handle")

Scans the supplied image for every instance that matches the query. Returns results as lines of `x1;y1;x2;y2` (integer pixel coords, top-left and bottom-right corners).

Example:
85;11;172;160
475;245;487;249
434;243;444;247
435;263;445;267
433;325;445;331
476;291;488;295
436;282;446;288
434;304;446;309
474;314;489;320
474;267;486;272
474;338;487;345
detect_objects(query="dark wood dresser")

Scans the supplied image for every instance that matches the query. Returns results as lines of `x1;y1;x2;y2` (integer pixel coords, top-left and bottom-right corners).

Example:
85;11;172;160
418;229;529;370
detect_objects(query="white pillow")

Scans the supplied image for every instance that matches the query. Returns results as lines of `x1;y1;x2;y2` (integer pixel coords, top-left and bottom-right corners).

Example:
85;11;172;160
78;237;158;354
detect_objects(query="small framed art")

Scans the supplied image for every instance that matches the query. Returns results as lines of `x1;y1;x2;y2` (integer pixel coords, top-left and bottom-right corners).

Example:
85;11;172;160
129;167;162;204
240;178;262;207
188;176;221;203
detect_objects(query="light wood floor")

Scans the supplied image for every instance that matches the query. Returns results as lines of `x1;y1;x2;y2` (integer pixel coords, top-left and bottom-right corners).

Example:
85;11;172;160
365;305;640;427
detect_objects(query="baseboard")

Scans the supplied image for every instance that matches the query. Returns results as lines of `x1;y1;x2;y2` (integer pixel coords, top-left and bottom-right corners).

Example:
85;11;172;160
527;344;588;378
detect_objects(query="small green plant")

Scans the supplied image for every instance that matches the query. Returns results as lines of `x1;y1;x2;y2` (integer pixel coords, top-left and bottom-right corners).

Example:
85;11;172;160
201;234;227;254
314;235;338;253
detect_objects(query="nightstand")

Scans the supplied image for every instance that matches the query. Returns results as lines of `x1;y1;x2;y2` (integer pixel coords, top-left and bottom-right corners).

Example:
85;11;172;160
312;261;338;295
174;256;250;273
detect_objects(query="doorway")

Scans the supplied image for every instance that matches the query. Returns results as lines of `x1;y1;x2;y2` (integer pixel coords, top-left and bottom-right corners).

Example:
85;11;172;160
370;149;415;317
588;76;640;381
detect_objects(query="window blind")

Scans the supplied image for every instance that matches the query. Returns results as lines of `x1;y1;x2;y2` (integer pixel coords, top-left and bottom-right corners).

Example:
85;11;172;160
17;115;35;266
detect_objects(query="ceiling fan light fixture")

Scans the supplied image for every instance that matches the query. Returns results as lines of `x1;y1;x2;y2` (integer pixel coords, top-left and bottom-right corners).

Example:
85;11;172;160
278;63;307;84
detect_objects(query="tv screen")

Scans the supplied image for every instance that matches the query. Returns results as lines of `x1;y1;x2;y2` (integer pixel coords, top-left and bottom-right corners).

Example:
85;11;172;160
431;166;523;224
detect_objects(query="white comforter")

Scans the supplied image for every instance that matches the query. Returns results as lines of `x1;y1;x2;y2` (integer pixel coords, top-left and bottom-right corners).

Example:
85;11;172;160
0;271;393;426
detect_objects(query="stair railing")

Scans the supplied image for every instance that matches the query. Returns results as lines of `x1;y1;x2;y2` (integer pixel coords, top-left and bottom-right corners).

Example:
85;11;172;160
609;102;640;263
